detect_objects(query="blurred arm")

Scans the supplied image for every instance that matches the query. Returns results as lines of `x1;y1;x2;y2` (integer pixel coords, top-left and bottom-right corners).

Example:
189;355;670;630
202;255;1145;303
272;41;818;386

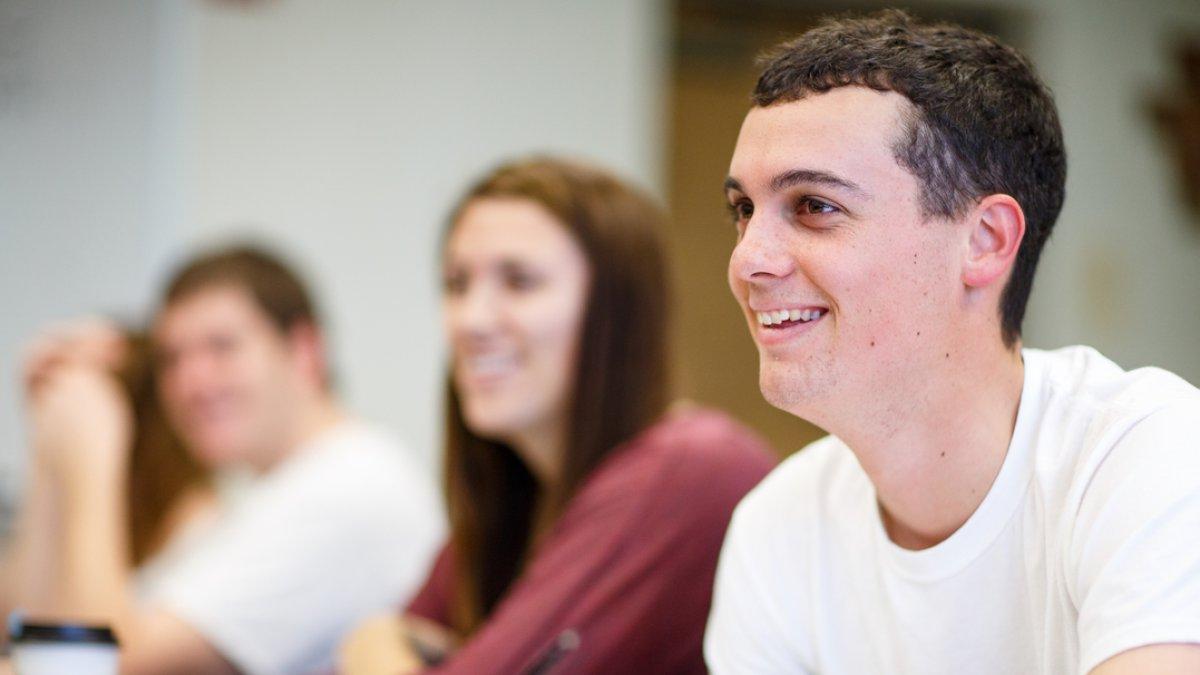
52;444;234;675
1;461;62;617
1090;645;1200;674
20;363;233;674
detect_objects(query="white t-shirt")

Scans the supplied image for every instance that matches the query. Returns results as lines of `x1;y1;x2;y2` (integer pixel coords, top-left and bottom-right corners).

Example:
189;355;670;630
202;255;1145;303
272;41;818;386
144;420;445;675
706;346;1200;675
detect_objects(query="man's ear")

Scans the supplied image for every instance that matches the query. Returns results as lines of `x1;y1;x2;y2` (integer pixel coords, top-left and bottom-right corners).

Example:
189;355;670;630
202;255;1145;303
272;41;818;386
962;194;1025;289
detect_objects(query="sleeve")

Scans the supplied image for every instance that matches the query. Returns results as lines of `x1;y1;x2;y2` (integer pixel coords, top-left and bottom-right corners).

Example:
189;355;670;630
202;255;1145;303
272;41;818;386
704;495;811;675
1070;402;1200;674
151;456;442;675
429;434;773;675
406;543;454;627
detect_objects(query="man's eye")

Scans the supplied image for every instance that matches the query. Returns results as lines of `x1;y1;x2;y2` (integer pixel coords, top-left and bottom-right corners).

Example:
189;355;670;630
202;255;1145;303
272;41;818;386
798;197;839;215
504;270;542;291
728;200;754;222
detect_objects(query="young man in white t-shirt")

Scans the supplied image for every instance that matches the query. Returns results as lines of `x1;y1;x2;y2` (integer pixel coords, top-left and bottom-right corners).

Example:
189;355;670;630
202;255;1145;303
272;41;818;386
705;10;1200;675
21;247;443;674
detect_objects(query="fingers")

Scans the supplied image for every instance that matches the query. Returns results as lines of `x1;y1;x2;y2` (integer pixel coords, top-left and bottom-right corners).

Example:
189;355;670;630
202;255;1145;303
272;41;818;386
27;363;134;477
28;365;93;411
22;335;69;395
21;317;128;394
28;364;124;426
60;317;127;369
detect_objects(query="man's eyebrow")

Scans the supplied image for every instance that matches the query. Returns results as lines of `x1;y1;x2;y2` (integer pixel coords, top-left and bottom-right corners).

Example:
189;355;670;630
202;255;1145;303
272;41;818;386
724;170;867;200
771;168;866;196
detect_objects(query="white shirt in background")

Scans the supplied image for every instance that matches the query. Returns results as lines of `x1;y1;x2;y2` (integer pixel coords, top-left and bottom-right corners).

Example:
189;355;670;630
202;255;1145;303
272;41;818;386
705;346;1200;675
142;420;444;675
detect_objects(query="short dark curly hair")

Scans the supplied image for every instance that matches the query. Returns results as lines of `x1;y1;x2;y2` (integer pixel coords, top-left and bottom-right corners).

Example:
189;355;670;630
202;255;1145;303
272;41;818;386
754;9;1067;347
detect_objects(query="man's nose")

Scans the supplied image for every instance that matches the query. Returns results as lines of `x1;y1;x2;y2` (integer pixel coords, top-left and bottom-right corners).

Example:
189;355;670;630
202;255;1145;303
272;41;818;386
729;216;796;284
167;350;217;397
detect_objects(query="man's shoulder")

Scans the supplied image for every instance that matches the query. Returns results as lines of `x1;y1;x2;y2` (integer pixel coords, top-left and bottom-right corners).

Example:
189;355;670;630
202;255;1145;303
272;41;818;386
714;435;861;624
1024;346;1200;480
1030;345;1200;418
286;420;426;481
731;434;861;536
254;419;440;521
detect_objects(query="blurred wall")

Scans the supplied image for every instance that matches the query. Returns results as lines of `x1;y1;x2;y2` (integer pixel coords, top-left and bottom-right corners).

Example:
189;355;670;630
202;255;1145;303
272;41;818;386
2;0;1198;510
0;0;187;510
0;0;667;506
1013;0;1200;382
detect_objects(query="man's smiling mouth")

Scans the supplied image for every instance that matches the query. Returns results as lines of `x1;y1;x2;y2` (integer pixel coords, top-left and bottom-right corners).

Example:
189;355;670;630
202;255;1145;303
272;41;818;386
755;307;828;328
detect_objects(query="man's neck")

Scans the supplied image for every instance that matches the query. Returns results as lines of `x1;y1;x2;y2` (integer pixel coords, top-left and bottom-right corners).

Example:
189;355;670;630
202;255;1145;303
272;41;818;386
835;343;1025;551
253;394;346;475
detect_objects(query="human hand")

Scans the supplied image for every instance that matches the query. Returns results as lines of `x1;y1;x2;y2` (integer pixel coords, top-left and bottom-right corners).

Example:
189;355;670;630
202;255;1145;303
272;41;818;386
338;613;457;675
27;363;133;490
22;317;127;394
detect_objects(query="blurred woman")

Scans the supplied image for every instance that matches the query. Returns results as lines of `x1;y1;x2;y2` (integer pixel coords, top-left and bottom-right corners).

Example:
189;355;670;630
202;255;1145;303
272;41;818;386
340;157;776;674
1;319;214;621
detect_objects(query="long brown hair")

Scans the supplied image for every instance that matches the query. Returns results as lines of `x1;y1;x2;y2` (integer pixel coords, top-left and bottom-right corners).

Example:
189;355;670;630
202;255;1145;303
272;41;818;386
118;332;211;566
442;157;671;634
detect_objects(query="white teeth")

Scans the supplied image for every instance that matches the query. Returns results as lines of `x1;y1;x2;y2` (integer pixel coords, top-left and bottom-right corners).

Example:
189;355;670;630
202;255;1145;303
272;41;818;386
756;307;825;326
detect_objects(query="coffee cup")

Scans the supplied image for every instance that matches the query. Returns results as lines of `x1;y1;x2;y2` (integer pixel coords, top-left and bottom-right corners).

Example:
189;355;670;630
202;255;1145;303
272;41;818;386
8;617;119;675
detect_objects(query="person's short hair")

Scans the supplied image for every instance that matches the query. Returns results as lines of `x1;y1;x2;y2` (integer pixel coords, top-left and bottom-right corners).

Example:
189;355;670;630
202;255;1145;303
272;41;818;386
160;245;321;336
754;9;1067;346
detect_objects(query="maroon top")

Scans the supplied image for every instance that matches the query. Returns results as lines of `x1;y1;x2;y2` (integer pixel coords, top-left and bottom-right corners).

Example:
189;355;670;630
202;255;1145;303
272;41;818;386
407;408;776;674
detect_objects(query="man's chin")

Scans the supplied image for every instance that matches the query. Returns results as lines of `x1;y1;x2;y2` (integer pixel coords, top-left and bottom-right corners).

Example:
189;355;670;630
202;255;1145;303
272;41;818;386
758;362;832;417
188;433;246;468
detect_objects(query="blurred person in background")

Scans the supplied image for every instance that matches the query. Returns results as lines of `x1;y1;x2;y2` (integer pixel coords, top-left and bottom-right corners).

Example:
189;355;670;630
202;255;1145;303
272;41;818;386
705;10;1200;675
2;319;214;624
5;247;444;675
338;157;776;675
